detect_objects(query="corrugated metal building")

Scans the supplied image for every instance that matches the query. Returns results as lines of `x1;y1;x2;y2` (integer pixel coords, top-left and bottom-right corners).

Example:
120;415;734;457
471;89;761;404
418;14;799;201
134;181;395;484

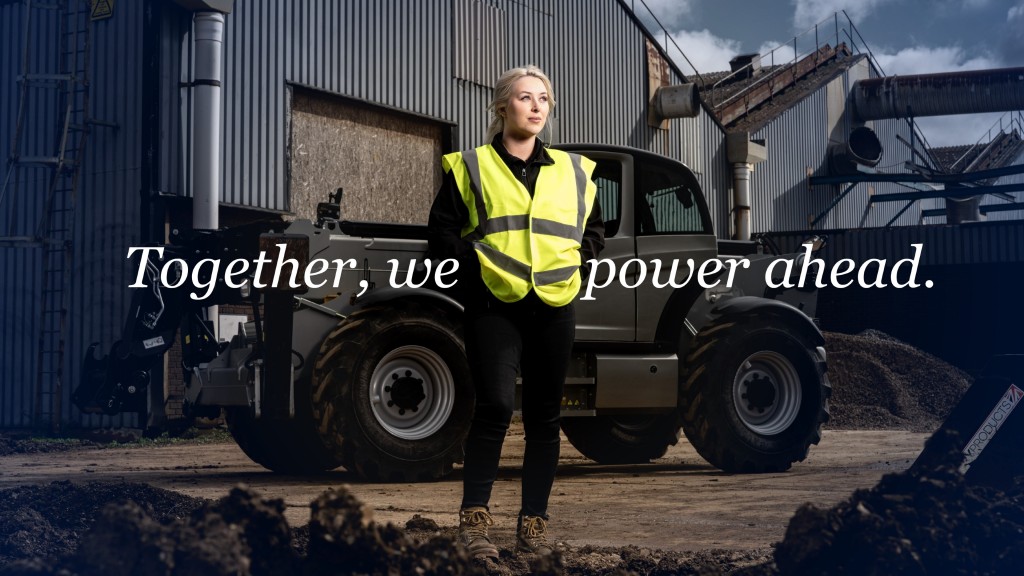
1;0;735;430
1;0;1019;430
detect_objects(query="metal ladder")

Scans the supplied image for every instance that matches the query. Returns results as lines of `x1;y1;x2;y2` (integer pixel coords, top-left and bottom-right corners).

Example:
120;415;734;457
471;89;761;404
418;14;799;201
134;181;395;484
0;0;92;432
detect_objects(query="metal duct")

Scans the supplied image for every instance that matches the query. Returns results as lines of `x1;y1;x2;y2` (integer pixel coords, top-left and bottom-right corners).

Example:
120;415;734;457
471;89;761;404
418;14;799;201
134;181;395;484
828;126;883;174
946;194;984;224
852;67;1024;121
653;84;700;120
725;133;766;240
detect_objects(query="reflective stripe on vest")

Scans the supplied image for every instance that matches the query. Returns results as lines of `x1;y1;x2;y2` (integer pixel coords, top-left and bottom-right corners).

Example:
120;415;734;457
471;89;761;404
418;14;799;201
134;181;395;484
442;145;596;306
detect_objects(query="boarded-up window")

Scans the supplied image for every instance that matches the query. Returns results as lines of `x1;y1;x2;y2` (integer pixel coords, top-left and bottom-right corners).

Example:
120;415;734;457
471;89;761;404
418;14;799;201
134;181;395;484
452;0;506;88
288;88;451;225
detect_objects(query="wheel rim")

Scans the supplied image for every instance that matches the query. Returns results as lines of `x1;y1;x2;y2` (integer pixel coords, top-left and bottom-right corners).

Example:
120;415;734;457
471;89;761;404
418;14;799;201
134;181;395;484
369;345;455;441
731;350;802;436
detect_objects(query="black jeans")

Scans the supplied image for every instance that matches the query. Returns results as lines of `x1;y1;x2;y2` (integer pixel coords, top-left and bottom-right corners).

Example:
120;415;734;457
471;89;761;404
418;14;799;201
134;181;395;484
461;290;575;519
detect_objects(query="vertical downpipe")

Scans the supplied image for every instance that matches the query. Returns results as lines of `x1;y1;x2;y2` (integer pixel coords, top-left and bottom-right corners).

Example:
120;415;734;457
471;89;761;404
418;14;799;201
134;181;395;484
192;13;224;338
732;163;752;241
192;12;223;231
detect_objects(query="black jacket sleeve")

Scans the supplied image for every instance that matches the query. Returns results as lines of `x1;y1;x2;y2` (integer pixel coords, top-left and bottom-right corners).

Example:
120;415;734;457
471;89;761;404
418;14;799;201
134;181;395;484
427;172;484;303
581;195;605;260
579;194;605;280
427;171;472;261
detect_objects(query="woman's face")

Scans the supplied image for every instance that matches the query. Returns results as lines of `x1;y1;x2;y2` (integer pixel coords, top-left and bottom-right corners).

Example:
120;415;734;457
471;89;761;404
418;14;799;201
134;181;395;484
502;75;550;139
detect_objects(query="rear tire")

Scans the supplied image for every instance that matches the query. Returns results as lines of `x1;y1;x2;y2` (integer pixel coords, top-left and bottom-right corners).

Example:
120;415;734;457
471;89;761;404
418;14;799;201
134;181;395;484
311;300;474;482
680;314;830;473
226;406;341;474
561;413;680;464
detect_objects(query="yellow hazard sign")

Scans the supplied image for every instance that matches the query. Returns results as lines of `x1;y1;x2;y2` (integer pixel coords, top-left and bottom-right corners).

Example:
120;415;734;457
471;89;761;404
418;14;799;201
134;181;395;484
90;0;114;21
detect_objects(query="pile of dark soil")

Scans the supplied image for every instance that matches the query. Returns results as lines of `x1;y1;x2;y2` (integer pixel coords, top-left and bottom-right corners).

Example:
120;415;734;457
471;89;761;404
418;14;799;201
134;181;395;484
13;457;1018;576
0;480;770;575
0;481;204;572
766;430;1024;576
823;330;972;431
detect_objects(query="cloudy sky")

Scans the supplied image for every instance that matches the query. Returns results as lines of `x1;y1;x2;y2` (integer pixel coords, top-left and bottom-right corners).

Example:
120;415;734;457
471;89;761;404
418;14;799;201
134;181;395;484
635;0;1024;147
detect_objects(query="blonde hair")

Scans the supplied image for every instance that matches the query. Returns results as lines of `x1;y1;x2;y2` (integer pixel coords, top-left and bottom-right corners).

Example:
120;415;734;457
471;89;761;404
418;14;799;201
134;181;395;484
486;65;556;141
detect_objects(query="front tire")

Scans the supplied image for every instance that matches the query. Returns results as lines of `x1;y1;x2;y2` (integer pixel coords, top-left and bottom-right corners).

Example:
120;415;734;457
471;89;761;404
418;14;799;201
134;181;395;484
680;314;830;473
311;300;474;482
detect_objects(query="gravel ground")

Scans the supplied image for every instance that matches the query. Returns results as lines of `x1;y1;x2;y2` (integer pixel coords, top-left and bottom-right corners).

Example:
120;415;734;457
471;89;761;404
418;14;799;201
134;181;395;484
824;330;972;432
1;329;1015;576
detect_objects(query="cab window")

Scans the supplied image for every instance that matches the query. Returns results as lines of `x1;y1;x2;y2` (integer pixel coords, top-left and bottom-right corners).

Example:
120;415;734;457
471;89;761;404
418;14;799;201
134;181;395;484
592;160;622;237
636;159;709;235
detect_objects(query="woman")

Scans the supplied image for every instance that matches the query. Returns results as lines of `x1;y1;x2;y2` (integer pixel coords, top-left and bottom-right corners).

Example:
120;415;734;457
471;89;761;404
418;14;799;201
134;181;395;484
428;65;604;559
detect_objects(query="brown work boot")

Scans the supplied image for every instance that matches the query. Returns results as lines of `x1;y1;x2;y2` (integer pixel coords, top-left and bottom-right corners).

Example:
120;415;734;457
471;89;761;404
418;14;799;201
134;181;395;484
516;514;554;555
458;507;499;560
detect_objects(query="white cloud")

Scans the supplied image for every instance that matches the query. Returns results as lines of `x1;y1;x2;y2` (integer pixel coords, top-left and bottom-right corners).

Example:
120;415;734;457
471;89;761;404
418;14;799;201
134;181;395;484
634;0;695;32
666;28;742;74
1000;3;1024;64
916;113;1010;148
872;45;999;75
791;0;894;30
757;41;797;67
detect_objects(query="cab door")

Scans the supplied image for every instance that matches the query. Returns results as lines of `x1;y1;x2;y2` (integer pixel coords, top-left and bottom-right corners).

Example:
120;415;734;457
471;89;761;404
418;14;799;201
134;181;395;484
632;156;717;342
573;151;636;341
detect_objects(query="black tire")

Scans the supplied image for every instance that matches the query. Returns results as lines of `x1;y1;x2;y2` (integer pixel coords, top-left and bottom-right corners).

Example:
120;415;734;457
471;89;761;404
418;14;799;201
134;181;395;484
226;406;342;474
311;300;474;482
561;413;681;464
680;314;831;473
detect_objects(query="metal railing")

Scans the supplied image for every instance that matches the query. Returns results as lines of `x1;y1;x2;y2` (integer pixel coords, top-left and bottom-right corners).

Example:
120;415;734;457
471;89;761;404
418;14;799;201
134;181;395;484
626;0;706;88
703;11;880;111
949;111;1024;172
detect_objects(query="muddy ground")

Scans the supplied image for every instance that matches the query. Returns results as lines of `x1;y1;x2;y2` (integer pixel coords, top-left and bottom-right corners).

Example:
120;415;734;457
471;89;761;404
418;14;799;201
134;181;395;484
2;330;1020;575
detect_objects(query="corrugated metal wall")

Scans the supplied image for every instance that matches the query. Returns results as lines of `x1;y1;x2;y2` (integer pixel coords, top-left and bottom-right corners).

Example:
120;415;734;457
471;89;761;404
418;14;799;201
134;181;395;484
166;0;458;209
168;0;730;219
0;3;51;429
0;0;142;428
765;220;1024;266
0;0;733;429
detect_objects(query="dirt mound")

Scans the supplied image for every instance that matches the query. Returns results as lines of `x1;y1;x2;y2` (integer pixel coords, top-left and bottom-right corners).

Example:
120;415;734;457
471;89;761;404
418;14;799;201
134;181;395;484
0;480;773;576
0;481;205;569
824;331;972;431
770;430;1024;576
0;482;485;575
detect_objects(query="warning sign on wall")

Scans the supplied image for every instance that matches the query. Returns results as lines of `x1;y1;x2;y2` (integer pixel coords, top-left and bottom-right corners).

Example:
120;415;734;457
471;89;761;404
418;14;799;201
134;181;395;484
90;0;114;20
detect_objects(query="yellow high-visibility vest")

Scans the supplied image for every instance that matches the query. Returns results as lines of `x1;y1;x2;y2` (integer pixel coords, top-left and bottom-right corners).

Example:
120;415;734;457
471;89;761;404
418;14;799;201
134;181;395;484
442;144;597;307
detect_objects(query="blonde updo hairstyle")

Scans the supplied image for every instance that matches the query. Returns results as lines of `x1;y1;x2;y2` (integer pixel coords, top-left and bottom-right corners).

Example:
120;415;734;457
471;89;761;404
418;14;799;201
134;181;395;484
486;65;556;141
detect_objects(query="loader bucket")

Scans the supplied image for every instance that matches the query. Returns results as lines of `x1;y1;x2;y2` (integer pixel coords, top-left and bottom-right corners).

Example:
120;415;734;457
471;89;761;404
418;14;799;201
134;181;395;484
910;354;1024;491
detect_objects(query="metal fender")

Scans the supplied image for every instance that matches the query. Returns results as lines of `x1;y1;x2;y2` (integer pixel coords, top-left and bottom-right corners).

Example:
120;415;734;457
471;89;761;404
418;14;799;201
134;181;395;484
709;296;824;345
330;286;464;317
289;286;465;387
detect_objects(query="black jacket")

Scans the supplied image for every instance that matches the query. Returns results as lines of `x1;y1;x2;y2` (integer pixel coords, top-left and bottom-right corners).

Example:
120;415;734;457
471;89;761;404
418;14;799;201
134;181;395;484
427;136;605;304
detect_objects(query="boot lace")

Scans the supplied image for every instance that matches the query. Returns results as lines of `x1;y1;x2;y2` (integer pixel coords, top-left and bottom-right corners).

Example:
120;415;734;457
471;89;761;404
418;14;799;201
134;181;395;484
520;515;548;541
460;509;494;540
